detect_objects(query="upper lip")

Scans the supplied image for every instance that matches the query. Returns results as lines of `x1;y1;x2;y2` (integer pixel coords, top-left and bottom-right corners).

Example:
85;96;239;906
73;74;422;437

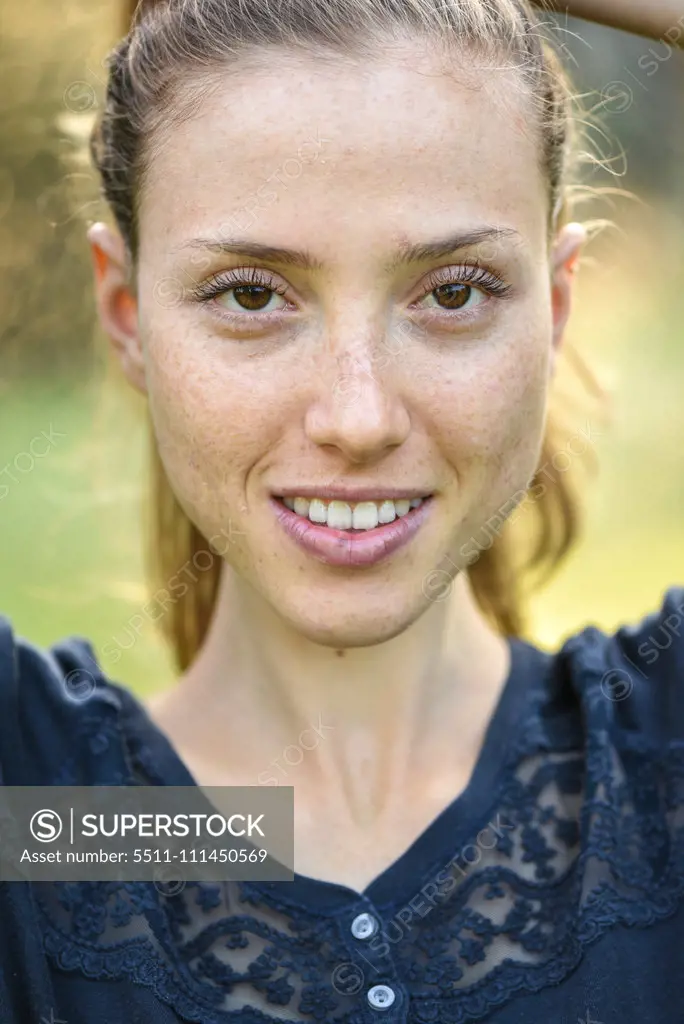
273;487;433;502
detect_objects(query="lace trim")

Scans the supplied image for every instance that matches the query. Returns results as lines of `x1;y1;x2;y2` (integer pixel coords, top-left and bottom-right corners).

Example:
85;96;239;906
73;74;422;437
32;630;684;1023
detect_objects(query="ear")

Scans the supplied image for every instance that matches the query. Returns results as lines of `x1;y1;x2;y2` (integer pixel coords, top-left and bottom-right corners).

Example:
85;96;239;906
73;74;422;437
549;221;587;372
87;221;147;395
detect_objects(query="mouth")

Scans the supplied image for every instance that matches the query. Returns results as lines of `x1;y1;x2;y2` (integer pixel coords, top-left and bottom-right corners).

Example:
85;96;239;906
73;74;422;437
270;493;435;567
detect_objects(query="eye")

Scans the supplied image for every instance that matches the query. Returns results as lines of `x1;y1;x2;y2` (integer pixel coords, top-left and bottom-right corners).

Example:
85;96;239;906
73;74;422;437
218;283;287;315
192;266;290;317
421;281;484;312
414;262;512;315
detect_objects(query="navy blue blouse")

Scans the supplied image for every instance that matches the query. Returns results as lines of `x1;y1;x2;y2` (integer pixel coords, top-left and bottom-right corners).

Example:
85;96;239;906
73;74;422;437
1;590;684;1023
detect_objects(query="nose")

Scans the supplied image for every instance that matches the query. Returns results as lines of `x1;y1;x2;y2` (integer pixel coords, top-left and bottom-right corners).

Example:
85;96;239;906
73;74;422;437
304;336;411;464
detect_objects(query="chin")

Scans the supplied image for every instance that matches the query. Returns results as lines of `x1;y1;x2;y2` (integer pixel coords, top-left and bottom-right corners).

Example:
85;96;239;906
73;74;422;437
274;585;429;649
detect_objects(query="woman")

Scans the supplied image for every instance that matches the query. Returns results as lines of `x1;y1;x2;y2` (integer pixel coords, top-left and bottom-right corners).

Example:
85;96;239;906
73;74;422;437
1;0;683;1021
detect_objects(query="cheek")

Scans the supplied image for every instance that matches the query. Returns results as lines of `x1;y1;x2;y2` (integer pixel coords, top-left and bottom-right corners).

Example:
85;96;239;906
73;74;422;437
419;326;551;484
141;327;286;518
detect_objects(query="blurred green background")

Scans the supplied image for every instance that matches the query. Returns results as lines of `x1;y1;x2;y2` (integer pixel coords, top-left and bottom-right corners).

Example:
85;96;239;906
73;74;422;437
1;1;683;696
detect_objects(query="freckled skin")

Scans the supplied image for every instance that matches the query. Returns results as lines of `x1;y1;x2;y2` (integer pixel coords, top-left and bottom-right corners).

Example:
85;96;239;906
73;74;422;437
87;37;584;880
127;38;575;649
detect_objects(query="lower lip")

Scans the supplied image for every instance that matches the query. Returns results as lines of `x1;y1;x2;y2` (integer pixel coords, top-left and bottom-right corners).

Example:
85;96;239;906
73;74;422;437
270;497;433;568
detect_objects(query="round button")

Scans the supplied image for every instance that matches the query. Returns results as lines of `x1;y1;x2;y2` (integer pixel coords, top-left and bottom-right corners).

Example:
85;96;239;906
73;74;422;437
351;912;378;940
367;984;396;1010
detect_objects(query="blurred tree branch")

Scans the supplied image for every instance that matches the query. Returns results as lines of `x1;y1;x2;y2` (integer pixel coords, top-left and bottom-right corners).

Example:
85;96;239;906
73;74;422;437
534;0;684;43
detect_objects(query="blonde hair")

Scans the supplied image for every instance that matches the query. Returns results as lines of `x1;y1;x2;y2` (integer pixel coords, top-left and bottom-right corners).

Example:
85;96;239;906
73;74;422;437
93;0;602;670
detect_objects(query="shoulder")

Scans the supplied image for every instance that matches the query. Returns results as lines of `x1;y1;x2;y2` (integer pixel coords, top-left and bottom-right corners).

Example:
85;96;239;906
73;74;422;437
0;616;128;785
559;586;684;747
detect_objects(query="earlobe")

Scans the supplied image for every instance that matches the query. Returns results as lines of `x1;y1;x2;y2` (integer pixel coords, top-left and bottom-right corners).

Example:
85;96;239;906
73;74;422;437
86;221;147;395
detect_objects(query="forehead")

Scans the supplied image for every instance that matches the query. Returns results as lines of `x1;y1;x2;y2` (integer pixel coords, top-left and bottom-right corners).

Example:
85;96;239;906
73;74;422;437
138;40;548;262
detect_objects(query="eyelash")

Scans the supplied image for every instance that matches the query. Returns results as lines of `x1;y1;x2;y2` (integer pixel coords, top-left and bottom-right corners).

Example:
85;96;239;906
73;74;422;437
423;262;512;300
192;266;290;314
191;260;513;325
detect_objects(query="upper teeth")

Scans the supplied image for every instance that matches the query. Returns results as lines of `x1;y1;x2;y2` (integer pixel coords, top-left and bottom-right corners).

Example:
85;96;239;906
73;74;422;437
281;496;425;531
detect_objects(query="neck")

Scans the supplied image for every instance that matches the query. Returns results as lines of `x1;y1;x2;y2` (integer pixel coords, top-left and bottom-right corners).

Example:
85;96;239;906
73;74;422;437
147;568;511;819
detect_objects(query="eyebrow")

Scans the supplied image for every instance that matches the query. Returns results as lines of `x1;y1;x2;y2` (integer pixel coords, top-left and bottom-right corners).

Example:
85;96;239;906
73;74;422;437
174;226;522;272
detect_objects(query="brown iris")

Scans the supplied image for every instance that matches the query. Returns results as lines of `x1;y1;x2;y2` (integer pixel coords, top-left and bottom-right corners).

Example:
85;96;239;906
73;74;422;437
433;283;471;310
232;285;273;311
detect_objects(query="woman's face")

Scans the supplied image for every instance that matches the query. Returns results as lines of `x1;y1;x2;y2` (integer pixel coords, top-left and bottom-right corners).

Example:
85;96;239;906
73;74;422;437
92;38;582;647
